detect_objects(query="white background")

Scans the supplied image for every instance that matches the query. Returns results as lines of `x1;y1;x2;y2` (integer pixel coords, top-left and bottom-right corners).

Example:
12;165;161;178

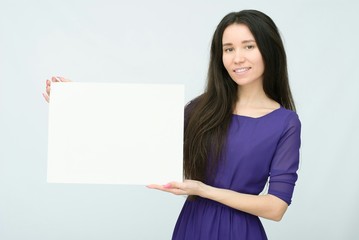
1;0;358;239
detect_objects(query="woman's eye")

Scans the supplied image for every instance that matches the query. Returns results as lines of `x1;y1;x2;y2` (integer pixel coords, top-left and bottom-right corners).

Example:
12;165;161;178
245;45;255;50
224;48;234;52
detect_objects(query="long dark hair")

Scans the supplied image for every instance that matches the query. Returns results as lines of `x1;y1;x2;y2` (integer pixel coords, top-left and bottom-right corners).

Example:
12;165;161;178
183;9;296;183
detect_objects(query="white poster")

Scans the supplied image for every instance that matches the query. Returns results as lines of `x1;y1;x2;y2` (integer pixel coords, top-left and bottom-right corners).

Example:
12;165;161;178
47;82;184;185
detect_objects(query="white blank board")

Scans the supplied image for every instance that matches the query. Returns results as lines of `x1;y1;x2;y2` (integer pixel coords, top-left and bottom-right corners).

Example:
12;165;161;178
47;82;184;185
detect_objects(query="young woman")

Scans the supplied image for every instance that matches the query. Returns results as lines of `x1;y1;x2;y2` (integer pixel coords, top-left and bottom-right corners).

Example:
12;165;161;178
43;9;301;240
147;9;301;240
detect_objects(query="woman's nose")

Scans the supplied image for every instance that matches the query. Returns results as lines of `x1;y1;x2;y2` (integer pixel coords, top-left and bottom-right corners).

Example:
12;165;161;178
234;51;245;63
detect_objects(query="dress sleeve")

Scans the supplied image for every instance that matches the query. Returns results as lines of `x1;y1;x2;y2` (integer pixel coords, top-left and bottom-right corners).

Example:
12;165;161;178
268;112;301;206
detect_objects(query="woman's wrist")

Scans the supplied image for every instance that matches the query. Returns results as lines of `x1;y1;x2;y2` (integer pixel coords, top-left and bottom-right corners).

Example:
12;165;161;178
198;182;215;199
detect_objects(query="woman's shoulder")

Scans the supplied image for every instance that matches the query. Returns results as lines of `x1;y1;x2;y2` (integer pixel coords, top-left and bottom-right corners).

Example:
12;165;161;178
276;107;301;132
278;107;300;121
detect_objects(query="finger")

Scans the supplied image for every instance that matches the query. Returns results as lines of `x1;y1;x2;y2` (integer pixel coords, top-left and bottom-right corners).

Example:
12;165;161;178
147;184;174;191
57;76;71;82
51;76;60;82
147;183;189;195
147;184;175;190
42;93;50;103
46;84;51;96
146;184;163;189
147;185;187;195
45;79;51;95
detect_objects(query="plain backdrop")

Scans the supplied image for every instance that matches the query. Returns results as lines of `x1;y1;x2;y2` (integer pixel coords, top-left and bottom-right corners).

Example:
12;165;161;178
1;0;358;239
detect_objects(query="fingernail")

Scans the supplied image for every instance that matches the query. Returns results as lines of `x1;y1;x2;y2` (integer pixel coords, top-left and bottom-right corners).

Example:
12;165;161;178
163;183;171;188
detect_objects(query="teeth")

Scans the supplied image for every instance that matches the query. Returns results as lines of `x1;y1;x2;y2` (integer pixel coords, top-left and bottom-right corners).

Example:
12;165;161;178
234;67;250;73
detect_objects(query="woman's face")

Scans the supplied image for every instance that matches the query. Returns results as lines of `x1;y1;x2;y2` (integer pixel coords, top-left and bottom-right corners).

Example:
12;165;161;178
222;23;265;88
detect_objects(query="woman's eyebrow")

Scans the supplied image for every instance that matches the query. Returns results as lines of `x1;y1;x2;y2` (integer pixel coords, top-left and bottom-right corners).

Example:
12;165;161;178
222;40;256;46
222;43;233;47
242;40;256;44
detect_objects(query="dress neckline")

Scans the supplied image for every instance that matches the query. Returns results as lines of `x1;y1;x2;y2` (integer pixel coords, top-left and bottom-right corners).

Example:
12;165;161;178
232;106;283;119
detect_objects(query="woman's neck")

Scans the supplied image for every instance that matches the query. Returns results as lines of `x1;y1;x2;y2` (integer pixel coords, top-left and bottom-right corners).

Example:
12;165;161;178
237;84;269;106
234;85;280;116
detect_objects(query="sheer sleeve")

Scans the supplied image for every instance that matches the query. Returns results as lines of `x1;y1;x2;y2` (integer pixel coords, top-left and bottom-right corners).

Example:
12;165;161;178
268;112;301;206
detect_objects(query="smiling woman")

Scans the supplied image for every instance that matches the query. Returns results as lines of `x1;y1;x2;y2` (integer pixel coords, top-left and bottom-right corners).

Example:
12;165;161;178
147;9;301;240
41;8;300;240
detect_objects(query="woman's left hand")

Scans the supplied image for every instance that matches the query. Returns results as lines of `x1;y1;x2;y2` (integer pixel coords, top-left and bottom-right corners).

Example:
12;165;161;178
42;76;72;103
147;180;209;197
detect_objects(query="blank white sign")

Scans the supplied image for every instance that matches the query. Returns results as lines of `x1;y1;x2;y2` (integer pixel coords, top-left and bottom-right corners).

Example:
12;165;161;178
47;82;184;185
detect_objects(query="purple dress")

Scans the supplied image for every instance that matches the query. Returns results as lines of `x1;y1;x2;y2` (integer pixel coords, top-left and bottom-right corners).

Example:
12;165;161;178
172;106;301;240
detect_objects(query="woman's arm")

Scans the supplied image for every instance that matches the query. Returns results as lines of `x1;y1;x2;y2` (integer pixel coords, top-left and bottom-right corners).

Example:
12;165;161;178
147;180;288;221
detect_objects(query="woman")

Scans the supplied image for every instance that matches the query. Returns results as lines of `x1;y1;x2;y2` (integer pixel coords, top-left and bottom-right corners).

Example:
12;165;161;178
147;10;301;239
43;9;301;240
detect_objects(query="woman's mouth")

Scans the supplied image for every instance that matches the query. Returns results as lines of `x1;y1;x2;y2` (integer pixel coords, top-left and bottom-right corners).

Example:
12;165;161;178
233;67;251;73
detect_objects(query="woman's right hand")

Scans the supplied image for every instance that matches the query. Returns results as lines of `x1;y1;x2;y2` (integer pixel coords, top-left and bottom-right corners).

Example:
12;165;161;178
42;76;72;103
